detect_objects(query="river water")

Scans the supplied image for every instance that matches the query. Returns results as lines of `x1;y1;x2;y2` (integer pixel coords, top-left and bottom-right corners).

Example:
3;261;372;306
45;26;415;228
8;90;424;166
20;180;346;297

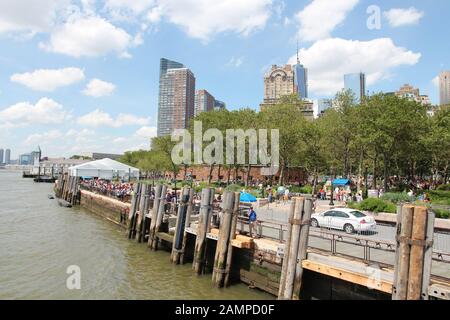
0;170;273;300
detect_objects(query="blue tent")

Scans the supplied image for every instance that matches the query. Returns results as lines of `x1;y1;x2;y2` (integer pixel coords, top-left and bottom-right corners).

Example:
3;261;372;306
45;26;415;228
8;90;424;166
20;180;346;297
332;178;350;186
240;192;257;202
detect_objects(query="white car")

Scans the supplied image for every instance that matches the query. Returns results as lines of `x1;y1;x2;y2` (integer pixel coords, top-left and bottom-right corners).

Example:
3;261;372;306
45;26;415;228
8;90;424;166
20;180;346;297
310;208;376;234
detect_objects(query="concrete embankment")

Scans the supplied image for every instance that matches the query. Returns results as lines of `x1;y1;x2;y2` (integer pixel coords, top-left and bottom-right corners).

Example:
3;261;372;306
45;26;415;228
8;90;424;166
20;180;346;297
80;190;130;226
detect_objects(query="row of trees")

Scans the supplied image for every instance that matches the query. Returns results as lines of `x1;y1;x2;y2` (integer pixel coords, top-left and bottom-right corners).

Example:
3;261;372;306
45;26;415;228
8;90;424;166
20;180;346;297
119;91;450;192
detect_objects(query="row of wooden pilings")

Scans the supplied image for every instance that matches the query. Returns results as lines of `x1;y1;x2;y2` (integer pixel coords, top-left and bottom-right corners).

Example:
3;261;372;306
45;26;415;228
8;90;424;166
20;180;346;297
54;173;79;205
125;182;435;300
126;183;241;288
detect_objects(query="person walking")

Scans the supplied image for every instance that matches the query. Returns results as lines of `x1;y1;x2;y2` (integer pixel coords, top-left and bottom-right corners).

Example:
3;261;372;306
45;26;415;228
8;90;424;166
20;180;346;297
248;207;258;238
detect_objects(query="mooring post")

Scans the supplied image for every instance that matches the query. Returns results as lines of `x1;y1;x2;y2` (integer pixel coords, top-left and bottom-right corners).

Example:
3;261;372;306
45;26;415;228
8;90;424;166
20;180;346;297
282;197;304;300
392;204;403;298
127;182;141;239
407;206;428;300
223;192;240;287
293;197;313;300
180;188;195;265
171;187;191;264
150;185;167;250
394;205;414;300
278;200;296;299
136;184;150;243
421;209;435;300
193;188;213;275
212;191;235;287
147;185;163;247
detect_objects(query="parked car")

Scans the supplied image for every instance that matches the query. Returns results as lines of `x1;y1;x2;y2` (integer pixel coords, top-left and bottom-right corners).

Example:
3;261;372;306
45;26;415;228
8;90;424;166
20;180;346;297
310;208;376;234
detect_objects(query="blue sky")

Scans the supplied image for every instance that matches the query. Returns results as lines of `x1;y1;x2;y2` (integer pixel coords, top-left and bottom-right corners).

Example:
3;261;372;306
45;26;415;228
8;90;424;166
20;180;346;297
0;0;448;159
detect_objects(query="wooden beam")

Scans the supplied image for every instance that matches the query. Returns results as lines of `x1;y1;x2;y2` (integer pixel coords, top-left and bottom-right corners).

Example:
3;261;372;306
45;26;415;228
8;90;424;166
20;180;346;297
302;260;393;294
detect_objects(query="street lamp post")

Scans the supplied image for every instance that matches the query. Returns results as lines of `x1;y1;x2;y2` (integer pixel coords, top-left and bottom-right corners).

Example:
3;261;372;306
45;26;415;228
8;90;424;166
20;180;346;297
364;165;369;199
329;167;335;206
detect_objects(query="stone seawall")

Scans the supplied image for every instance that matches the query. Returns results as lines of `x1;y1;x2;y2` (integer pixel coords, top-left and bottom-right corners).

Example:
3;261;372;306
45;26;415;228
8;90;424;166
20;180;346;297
80;190;130;227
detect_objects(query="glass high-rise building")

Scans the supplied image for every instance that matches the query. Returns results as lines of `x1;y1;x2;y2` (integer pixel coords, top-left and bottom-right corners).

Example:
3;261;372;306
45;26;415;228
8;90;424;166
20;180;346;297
157;58;196;136
344;73;366;102
439;71;450;106
195;89;215;116
0;149;3;164
5;149;10;164
294;59;308;99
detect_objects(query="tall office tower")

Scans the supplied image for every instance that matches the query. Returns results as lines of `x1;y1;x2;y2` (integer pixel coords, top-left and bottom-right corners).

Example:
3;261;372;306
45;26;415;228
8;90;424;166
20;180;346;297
260;64;296;111
157;59;196;136
344;72;366;102
439;71;450;106
194;89;215;116
5;149;10;164
0;148;3;164
294;47;308;99
214;100;226;110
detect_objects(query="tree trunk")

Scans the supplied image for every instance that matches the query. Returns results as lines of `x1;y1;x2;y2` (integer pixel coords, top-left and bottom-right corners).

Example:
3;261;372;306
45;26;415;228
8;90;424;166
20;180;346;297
357;148;363;193
245;164;251;187
278;163;285;186
312;167;318;195
227;167;231;185
383;152;389;192
208;163;214;185
373;152;378;189
217;165;221;183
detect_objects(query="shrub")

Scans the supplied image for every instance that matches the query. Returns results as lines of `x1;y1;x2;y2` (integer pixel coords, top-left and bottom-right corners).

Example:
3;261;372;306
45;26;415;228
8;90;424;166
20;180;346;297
225;184;243;192
432;208;450;219
381;192;411;203
355;198;397;213
437;184;450;191
290;185;313;194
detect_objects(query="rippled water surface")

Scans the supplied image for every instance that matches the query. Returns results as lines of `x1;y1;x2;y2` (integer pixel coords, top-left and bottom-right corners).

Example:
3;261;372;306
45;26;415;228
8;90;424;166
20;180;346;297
0;170;273;300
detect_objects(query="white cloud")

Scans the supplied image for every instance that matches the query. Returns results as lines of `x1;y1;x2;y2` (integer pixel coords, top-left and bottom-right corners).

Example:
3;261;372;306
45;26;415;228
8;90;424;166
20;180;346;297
295;0;359;42
0;0;69;35
135;126;157;139
40;16;135;58
150;0;273;41
0;98;71;127
10;67;85;92
77;109;150;127
226;56;244;67
289;38;421;96
384;7;424;27
432;76;439;88
82;79;116;97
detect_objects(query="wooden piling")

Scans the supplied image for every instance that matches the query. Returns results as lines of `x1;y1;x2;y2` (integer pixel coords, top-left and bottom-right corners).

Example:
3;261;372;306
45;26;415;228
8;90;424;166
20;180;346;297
278;200;296;299
282;197;304;300
136;184;150;243
212;191;235;287
392;204;403;299
394;205;414;300
193;188;214;275
180;188;194;265
171;187;191;264
127;183;141;239
407;206;428;300
149;185;167;250
223;192;240;287
293;197;313;300
421;210;435;300
148;185;163;247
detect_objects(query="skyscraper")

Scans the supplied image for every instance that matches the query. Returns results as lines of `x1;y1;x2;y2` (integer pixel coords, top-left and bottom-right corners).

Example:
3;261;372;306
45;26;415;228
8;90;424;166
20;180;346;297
0;149;3;164
294;47;308;99
214;100;226;110
195;89;215;116
5;149;10;164
439;71;450;106
344;73;366;102
157;58;196;136
261;64;296;107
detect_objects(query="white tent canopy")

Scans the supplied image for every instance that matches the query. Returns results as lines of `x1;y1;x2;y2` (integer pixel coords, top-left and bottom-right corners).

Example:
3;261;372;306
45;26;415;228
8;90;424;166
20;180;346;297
68;158;140;180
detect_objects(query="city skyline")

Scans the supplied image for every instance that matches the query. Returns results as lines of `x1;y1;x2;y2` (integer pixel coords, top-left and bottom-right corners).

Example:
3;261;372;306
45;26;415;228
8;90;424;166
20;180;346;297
0;0;449;158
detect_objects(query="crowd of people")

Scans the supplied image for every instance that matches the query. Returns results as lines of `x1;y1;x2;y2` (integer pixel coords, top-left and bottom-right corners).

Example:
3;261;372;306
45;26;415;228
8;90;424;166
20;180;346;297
79;178;134;202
